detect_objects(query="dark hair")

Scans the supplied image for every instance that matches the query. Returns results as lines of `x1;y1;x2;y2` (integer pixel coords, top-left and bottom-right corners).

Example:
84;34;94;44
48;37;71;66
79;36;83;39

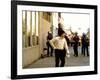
58;23;62;28
58;30;65;36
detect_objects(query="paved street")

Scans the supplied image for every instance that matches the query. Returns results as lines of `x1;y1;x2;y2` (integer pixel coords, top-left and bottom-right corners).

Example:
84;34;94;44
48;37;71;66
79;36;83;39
25;46;89;69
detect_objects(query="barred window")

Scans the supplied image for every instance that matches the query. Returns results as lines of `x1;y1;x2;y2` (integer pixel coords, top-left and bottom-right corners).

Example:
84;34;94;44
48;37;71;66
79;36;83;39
22;11;39;48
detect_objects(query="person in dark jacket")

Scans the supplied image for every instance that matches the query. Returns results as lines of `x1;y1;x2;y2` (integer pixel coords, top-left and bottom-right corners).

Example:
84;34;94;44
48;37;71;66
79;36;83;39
73;32;79;57
65;34;70;46
81;33;89;56
46;31;53;56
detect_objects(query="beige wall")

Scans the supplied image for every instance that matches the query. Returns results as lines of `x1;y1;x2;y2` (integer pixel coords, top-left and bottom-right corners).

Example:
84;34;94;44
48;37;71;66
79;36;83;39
22;46;40;67
39;12;51;55
22;12;52;67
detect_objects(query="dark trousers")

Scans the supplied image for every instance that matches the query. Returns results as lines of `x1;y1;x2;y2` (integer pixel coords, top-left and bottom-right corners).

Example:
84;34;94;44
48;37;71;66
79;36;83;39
55;49;66;67
82;45;89;56
47;42;53;56
73;44;78;57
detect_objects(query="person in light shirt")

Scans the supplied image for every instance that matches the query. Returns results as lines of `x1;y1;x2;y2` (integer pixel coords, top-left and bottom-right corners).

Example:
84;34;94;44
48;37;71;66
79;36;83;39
50;30;70;67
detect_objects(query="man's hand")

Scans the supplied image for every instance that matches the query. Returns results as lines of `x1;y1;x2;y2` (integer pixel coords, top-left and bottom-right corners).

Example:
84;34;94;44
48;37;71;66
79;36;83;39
66;54;70;58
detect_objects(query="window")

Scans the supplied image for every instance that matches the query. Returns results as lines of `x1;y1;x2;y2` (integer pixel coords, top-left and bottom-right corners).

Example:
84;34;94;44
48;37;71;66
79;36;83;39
27;11;31;47
32;12;36;46
22;11;39;48
36;12;39;45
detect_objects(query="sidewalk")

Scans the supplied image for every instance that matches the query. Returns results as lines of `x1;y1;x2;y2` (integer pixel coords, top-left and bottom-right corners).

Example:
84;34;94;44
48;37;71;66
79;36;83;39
25;47;89;68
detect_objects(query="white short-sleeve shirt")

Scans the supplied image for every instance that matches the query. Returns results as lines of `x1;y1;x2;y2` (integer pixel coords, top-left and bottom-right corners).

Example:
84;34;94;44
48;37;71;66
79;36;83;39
50;36;69;53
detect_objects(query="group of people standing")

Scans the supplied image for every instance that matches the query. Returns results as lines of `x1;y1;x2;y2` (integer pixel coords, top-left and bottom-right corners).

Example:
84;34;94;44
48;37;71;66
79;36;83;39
71;32;89;57
46;23;89;67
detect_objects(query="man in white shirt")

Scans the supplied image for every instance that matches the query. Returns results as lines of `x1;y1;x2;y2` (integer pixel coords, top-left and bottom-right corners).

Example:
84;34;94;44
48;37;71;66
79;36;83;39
50;30;70;67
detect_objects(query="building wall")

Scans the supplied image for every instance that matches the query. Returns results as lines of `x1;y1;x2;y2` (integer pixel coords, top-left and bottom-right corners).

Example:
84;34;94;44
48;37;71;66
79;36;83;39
22;46;40;67
52;13;58;37
22;12;51;67
39;12;51;55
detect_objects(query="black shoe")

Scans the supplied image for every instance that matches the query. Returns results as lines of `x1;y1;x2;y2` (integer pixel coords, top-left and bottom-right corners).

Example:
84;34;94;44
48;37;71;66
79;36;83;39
73;54;76;56
76;55;78;57
87;55;89;57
